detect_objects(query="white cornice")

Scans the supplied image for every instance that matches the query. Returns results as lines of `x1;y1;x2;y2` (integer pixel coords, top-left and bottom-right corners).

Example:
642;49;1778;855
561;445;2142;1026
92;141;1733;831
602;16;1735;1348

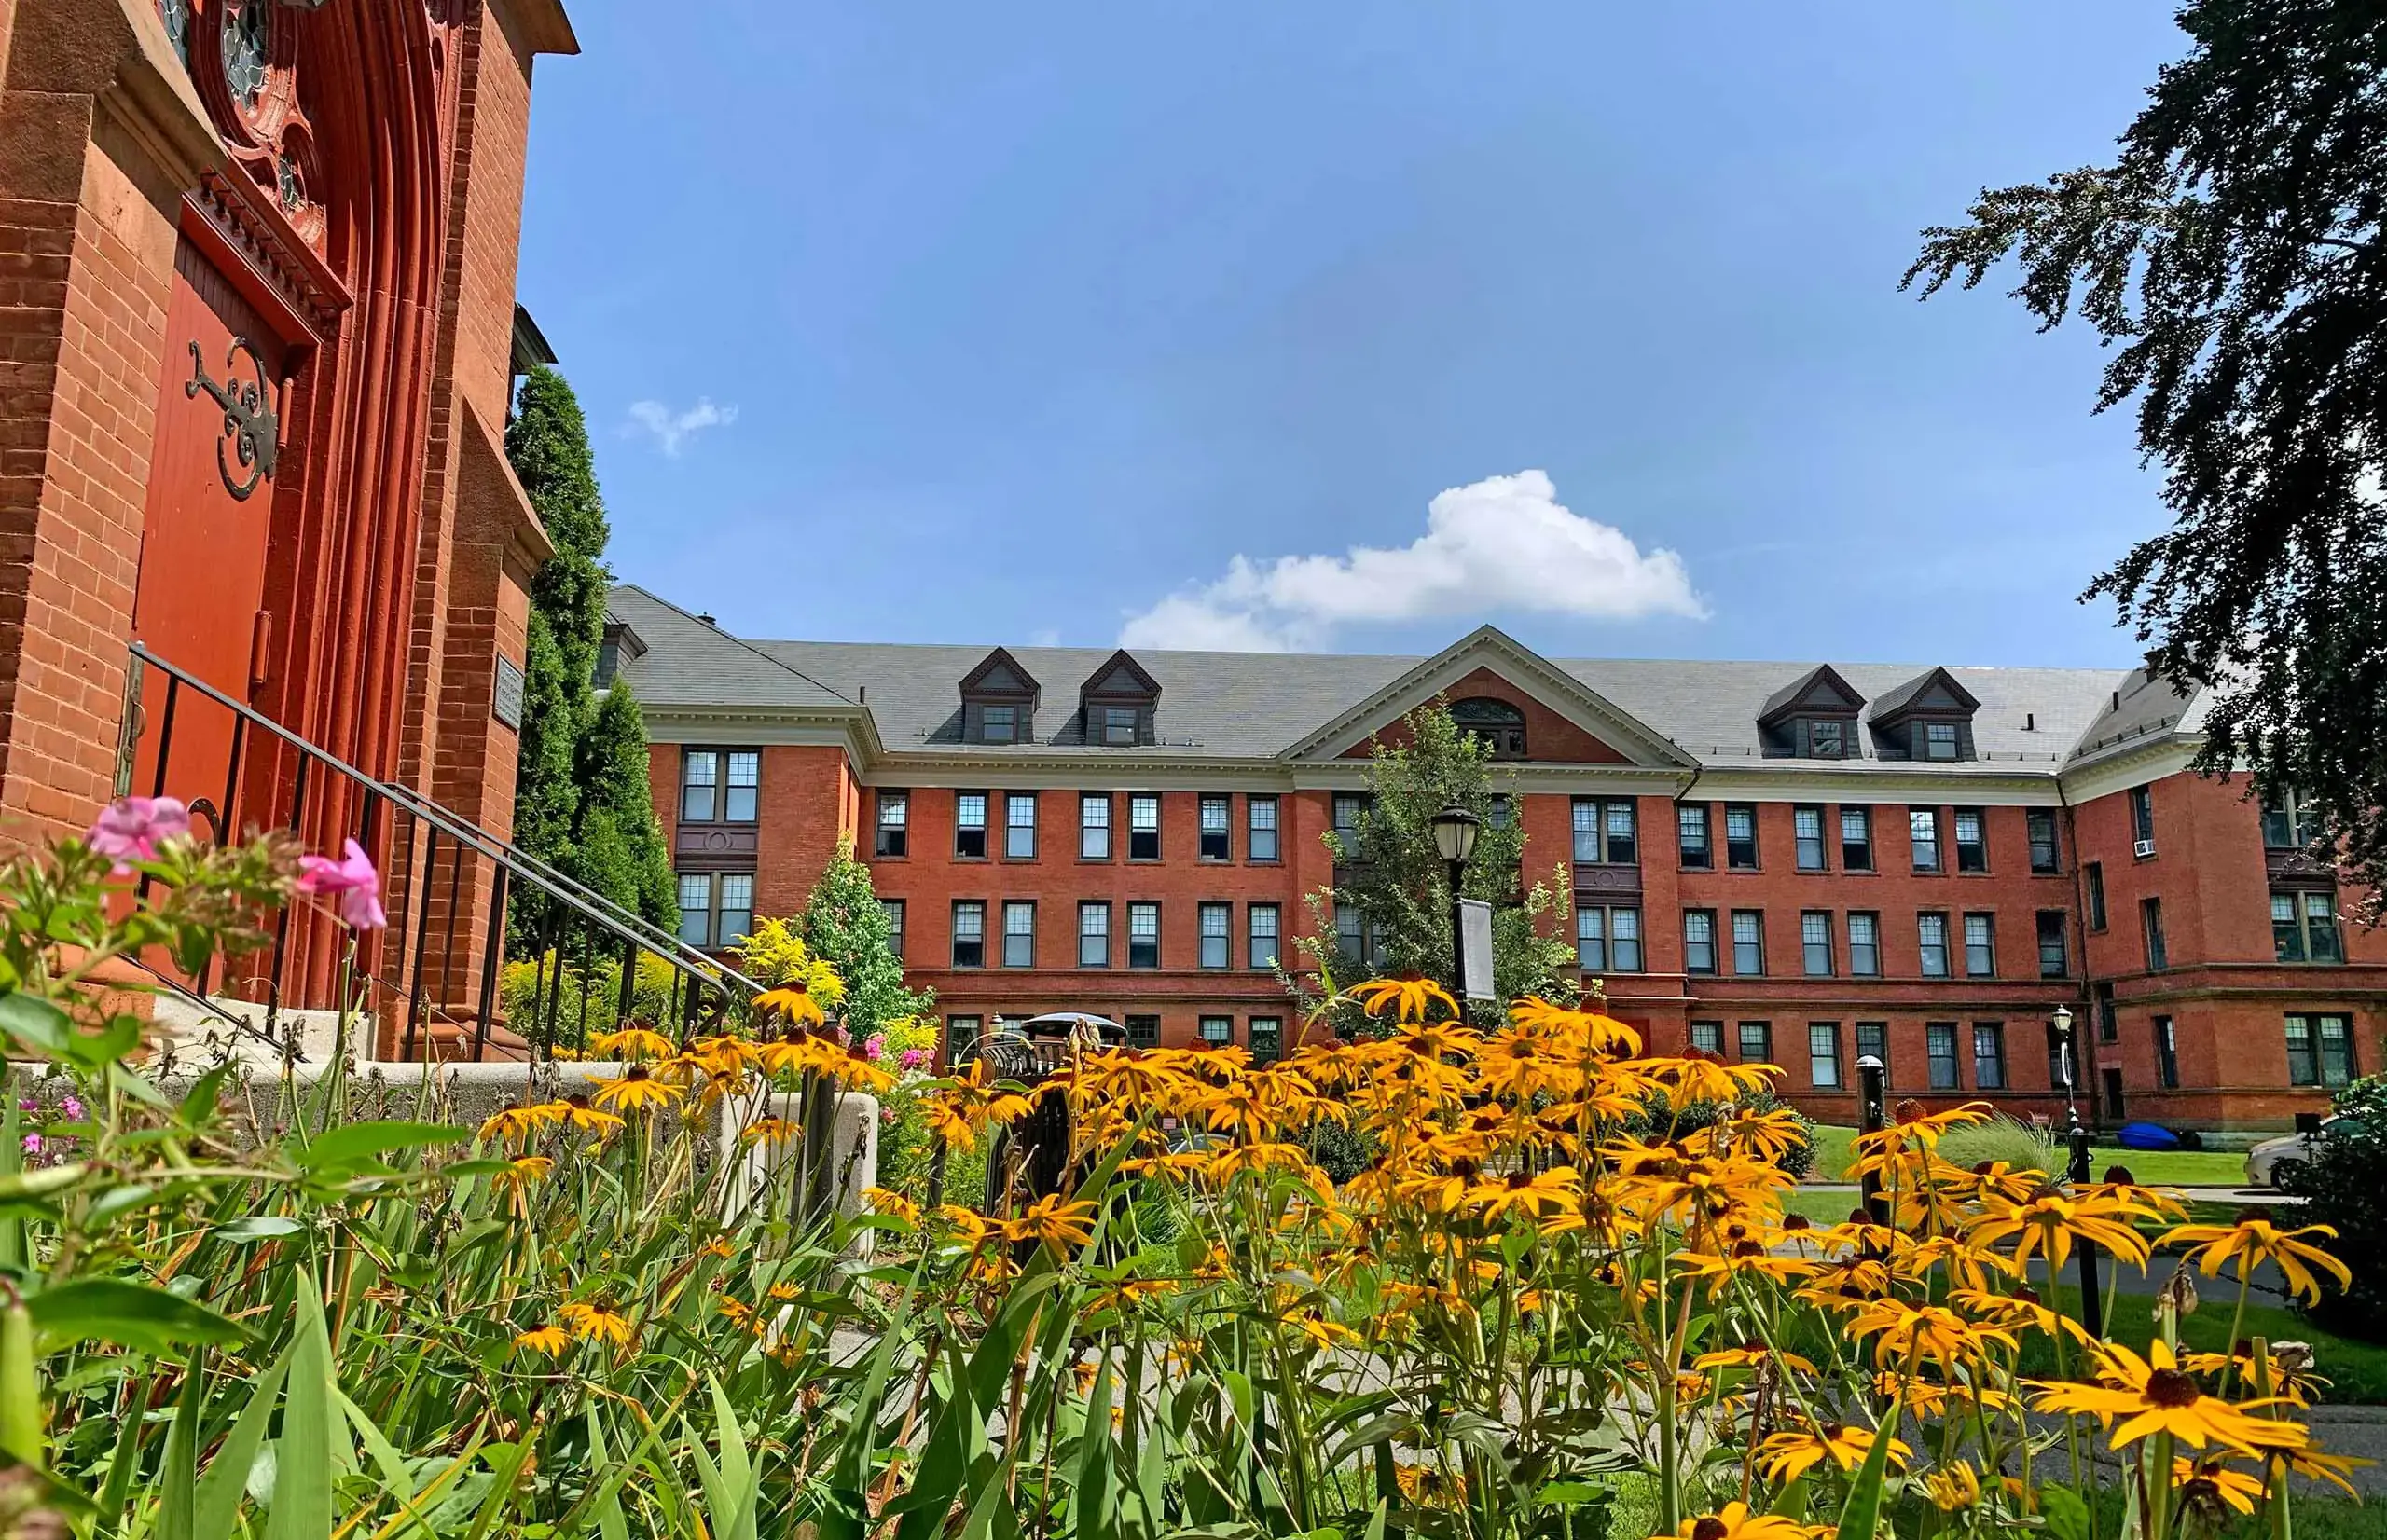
1688;764;2067;806
2058;735;2203;804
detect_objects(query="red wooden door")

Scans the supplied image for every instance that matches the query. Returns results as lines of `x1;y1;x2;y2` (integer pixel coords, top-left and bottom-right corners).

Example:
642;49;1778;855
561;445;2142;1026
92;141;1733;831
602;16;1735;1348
128;240;286;840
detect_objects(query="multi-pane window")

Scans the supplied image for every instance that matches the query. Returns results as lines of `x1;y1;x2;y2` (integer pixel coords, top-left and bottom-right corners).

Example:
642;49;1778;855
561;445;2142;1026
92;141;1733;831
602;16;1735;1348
2285;1014;2357;1086
2095;981;2118;1042
1848;913;1881;976
1005;793;1038;859
675;873;752;949
2142;898;2167;970
1128;795;1161;860
945;1016;982;1066
2263;791;2323;850
1199;795;1232;861
1100;707;1139;748
951;901;987;968
1738;1021;1773;1063
1732;910;1766;975
1199;902;1231;969
1690;1021;1725;1055
1801;911;1833;976
2155;1016;2179;1090
1198;1016;1234;1047
1910;809;1941;873
2273;891;2344;963
1249;796;1279;861
1249;904;1280;969
1127;902;1160;969
1488;794;1513;831
1808;719;1847;759
2130;785;2156;849
1924;722;1960;761
981;705;1018;744
875;791;909;857
2028;809;2061;873
1572;800;1637;864
1684;910;1718;974
1963;913;1996;978
2086;862;2108;930
1841;807;1873;871
1577;906;1643;972
1794;806;1827;871
1336;903;1378;968
1856;1022;1888;1077
955;793;988;859
1081;794;1111;859
1332;793;1368;840
1927;1022;1960;1090
1678;804;1712;869
1953;809;1986;873
1725;804;1759;869
1079;901;1111;967
1918;913;1950;977
1972;1023;2007;1090
1125;1014;1160;1049
2036;911;2068;978
1809;1023;1842;1089
680;749;759;823
1002;901;1036;967
1249;1018;1283;1063
881;899;905;959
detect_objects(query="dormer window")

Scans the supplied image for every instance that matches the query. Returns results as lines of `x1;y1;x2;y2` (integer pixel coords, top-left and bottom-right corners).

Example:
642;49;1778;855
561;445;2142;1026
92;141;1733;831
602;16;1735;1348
1867;667;1980;763
1451;696;1527;759
1079;651;1162;749
1756;665;1865;760
959;648;1039;746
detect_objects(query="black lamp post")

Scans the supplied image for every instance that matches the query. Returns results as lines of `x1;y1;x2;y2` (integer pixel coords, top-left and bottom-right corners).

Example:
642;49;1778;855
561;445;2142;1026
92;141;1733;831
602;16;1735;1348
1430;804;1482;1000
2048;1003;2104;1339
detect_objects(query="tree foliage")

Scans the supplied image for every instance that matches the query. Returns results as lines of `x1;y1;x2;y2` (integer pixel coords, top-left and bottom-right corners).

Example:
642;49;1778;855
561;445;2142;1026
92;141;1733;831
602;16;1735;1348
1293;702;1578;1030
2282;1072;2387;1337
504;365;674;937
801;835;935;1046
1903;0;2387;910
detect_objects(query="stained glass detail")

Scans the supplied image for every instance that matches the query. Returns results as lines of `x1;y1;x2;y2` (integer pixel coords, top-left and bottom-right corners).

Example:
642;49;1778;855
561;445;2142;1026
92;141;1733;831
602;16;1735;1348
221;0;271;107
159;0;190;62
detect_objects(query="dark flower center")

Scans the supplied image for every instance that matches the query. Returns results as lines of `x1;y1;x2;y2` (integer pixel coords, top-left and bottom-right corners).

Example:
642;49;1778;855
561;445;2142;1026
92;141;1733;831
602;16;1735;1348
2145;1368;2202;1408
1692;1519;1729;1540
1782;1214;1812;1231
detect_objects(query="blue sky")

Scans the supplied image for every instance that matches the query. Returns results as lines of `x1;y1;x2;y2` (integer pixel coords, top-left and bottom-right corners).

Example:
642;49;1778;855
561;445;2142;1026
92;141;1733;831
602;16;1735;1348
518;3;2186;667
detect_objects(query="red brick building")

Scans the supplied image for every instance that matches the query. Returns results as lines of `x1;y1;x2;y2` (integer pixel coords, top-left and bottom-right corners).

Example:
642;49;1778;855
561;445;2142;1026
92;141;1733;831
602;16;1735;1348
0;0;575;1033
614;584;2387;1131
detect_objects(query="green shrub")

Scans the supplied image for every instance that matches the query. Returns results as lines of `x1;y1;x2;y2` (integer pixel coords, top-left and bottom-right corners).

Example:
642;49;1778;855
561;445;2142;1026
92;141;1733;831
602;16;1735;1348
2284;1074;2387;1339
1938;1112;2061;1176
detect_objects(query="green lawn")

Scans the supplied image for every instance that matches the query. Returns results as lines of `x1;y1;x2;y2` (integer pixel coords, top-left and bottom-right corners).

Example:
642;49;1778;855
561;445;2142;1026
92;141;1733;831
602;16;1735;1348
2019;1287;2387;1405
1801;1124;2253;1189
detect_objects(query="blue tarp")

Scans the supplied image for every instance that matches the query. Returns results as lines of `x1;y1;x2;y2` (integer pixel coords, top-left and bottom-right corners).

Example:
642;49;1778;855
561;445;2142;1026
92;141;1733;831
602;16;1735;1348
2115;1121;2184;1151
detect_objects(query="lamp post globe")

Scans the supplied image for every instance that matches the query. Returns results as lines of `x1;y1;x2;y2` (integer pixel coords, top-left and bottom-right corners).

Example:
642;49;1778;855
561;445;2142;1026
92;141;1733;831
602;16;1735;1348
1430;804;1481;864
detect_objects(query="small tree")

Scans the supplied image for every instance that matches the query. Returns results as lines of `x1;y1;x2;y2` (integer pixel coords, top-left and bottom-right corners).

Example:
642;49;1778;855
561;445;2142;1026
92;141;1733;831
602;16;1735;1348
1293;703;1577;1032
801;836;935;1049
565;682;676;929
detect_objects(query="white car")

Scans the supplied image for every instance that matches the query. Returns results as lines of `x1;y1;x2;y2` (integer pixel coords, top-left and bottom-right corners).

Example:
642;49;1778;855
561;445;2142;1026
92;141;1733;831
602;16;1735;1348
2245;1117;2361;1189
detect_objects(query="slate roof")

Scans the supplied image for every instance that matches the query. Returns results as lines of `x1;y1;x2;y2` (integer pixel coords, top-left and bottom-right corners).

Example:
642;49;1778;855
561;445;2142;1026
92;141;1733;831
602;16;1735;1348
610;584;2186;770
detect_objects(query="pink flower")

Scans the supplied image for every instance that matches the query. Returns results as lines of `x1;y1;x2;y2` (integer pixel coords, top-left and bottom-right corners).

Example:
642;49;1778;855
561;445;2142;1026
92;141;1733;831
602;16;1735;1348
58;1097;82;1121
88;796;189;875
21;1135;38;1157
297;838;387;930
900;1047;930;1071
863;1034;886;1061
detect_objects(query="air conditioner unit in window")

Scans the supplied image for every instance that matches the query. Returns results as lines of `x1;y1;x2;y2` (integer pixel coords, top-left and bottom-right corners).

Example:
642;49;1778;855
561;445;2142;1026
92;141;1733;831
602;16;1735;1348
2133;838;2157;859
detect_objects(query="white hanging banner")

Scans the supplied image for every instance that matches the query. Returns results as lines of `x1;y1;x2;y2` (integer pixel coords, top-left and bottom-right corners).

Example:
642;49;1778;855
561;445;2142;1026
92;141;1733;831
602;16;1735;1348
1459;899;1496;1001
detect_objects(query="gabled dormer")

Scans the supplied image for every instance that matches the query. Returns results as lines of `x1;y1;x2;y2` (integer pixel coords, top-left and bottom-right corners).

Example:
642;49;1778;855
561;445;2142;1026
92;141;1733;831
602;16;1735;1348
1756;664;1865;760
959;648;1040;745
1079;650;1162;748
1868;667;1981;762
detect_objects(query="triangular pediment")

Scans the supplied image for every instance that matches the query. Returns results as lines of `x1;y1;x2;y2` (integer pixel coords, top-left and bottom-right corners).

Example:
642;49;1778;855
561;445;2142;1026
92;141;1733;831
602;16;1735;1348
1079;650;1162;702
1758;664;1865;726
1870;666;1979;722
1280;626;1695;768
959;647;1039;701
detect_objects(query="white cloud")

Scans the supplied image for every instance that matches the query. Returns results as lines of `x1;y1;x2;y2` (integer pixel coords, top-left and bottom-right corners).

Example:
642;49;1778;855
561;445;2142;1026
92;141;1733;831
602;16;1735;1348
625;397;739;457
1119;470;1705;651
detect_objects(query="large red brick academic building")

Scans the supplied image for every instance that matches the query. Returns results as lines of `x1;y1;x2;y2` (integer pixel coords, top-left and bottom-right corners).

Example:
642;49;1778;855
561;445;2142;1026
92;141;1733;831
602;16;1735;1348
615;584;2387;1133
0;0;573;1022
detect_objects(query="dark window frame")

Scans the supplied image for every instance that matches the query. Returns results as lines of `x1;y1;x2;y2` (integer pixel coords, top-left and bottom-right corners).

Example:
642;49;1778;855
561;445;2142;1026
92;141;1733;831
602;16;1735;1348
951;900;987;969
1248;795;1280;862
1127;901;1161;969
2027;808;2061;873
2086;862;2108;931
1794;804;1828;872
1198;901;1232;970
1800;910;1834;977
1127;794;1162;861
1249;903;1281;970
1198;794;1233;862
1731;909;1767;976
1809;1022;1842;1089
1848;911;1881;976
1952;808;1987;873
1677;804;1712;869
1576;903;1645;973
1003;791;1038;860
2036;910;2069;979
1972;1022;2007;1090
954;791;989;860
2142;897;2168;971
1910;808;1941;873
1918;911;1951;978
1080;792;1112;860
1926;1021;1961;1090
1724;804;1759;870
1963;911;1997;979
2155;1015;2179;1089
1079;901;1111;968
874;790;909;858
1841;805;1873;871
1001;900;1036;968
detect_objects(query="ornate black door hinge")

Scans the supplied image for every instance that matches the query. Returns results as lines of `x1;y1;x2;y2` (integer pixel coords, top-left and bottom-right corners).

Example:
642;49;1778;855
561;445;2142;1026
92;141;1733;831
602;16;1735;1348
186;337;281;501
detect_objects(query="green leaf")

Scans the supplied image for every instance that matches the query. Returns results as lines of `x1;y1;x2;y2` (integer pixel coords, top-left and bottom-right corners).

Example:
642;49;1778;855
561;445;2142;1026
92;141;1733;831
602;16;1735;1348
586;1406;631;1540
1832;1399;1901;1540
1074;1357;1118;1540
213;1216;305;1244
293;1121;469;1176
195;1354;289;1540
265;1275;335;1540
157;1362;200;1540
0;1163;85;1202
0;994;72;1059
28;1279;246;1354
2039;1483;2090;1540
